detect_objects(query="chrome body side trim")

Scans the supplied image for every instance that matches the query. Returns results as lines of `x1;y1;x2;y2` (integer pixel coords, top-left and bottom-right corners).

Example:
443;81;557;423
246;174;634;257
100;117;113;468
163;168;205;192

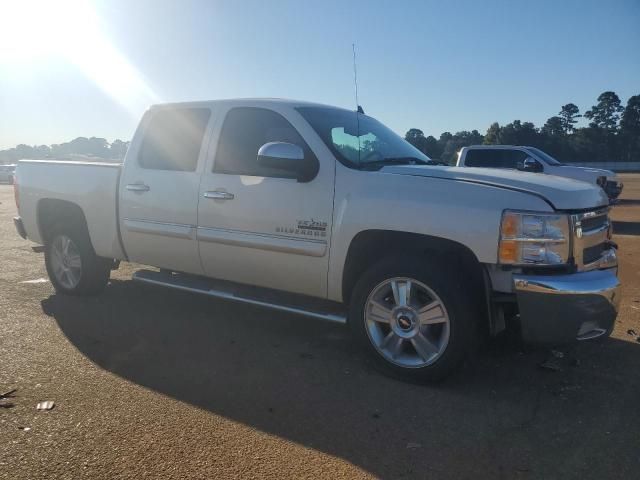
122;218;196;240
196;226;327;257
513;268;620;344
132;271;346;324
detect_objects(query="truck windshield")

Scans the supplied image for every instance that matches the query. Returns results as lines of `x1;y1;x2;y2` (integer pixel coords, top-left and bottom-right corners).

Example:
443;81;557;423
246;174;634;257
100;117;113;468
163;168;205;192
525;147;563;166
297;106;431;170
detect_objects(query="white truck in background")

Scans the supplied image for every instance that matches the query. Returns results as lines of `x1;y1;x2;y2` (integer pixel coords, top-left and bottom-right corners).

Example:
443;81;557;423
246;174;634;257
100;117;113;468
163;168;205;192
13;99;621;382
456;145;623;202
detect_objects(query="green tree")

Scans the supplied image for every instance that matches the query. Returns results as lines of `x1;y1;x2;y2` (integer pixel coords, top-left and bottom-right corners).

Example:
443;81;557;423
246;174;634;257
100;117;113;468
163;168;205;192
404;128;428;154
483;122;501;144
584;91;623;131
558;103;580;133
620;94;640;161
542;116;564;137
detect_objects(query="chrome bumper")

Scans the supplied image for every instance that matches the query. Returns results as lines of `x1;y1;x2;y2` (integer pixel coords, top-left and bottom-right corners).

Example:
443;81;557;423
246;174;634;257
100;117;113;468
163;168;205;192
513;267;620;344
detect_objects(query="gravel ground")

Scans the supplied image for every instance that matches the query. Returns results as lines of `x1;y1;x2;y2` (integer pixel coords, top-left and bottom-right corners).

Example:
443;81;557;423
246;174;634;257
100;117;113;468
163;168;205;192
1;177;639;480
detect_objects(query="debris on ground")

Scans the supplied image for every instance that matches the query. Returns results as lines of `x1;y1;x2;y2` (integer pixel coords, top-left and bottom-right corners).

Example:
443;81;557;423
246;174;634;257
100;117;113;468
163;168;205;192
18;427;31;432
628;329;637;336
0;388;17;408
19;278;49;284
538;359;561;372
36;400;55;411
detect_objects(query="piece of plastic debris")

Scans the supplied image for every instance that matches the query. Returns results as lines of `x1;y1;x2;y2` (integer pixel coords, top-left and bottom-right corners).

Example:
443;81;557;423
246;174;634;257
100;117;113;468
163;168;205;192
628;329;638;336
36;400;55;411
551;350;565;359
18;427;31;432
0;389;16;408
406;442;422;449
20;278;49;284
538;359;561;372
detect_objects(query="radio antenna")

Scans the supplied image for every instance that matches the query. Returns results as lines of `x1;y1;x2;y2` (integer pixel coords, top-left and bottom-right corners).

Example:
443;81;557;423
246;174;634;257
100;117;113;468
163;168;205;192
352;43;360;112
352;43;362;163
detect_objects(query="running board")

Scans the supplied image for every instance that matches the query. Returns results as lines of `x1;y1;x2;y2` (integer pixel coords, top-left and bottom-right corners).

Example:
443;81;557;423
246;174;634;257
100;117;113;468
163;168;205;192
132;269;347;324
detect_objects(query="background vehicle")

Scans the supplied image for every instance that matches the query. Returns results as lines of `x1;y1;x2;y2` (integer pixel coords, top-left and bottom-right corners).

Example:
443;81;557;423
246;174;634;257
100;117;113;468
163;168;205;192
456;145;623;202
0;164;16;183
12;99;621;382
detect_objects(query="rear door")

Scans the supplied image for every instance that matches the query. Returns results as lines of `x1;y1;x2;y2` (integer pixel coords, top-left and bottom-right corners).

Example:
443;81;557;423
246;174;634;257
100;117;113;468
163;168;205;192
119;106;213;274
197;105;334;298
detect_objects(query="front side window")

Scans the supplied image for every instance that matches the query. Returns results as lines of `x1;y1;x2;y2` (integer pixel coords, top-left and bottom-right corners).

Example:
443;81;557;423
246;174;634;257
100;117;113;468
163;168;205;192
139;108;211;171
465;149;504;168
297;106;431;170
214;107;317;179
525;147;563;166
502;150;529;169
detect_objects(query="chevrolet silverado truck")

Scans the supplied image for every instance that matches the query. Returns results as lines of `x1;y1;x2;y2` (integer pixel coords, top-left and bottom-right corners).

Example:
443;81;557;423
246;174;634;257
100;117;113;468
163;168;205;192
13;99;621;382
456;145;623;202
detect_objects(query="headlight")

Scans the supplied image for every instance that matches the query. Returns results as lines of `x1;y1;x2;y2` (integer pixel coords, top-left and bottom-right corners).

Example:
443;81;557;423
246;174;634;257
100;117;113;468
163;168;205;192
498;210;570;265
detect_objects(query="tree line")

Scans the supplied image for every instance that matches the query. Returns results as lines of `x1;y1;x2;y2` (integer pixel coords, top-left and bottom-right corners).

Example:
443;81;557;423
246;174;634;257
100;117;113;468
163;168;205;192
405;91;640;165
0;137;129;164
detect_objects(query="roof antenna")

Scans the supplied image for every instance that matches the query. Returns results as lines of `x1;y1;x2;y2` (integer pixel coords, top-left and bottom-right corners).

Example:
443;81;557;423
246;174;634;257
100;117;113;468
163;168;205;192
352;44;364;114
352;43;363;164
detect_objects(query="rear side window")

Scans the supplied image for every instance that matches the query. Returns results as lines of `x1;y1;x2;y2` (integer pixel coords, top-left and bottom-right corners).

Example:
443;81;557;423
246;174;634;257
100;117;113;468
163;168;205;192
139;108;211;171
465;149;528;168
214;107;317;178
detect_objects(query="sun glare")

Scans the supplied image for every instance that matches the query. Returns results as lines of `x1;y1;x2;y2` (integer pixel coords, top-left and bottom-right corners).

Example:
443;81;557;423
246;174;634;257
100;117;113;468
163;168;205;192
0;0;157;115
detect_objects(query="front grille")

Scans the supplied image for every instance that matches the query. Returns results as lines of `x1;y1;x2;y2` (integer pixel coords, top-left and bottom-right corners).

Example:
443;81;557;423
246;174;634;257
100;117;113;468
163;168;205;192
580;214;608;232
583;242;606;264
572;209;611;270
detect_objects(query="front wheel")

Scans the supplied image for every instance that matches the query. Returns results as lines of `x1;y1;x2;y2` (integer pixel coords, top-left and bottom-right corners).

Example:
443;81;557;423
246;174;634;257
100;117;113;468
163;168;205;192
45;225;111;295
349;256;476;383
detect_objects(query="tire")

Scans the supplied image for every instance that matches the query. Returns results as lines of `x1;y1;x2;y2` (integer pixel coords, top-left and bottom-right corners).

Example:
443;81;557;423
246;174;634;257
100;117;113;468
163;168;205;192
44;223;111;296
348;255;477;383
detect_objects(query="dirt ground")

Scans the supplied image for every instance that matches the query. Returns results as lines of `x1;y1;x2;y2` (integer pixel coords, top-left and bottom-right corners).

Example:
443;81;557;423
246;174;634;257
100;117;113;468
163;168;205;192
1;176;639;479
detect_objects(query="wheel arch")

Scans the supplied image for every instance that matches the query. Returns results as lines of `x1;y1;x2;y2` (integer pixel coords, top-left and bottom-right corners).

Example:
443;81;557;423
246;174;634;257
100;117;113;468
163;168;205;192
341;230;486;310
37;198;92;249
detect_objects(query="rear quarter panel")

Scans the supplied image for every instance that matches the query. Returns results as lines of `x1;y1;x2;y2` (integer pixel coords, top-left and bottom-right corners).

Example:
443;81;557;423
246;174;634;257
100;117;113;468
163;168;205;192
17;160;125;259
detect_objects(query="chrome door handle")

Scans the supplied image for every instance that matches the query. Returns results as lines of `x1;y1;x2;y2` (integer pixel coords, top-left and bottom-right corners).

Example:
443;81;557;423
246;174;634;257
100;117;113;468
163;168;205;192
126;183;150;192
204;191;234;200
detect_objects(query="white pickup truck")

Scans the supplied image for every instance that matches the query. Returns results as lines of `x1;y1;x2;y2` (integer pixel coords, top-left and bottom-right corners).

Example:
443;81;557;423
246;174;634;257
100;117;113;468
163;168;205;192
13;99;621;382
456;145;623;202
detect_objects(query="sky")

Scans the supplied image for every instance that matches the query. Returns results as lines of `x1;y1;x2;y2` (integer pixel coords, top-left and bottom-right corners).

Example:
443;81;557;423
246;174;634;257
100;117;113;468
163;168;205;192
0;0;638;149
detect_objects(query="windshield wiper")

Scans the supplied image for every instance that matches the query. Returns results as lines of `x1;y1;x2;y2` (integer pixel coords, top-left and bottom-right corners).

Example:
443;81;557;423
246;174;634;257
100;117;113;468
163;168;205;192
359;157;429;170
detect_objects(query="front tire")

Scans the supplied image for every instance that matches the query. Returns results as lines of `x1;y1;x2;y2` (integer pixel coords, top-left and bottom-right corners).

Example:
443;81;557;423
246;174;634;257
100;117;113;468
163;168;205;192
349;256;476;382
44;225;111;295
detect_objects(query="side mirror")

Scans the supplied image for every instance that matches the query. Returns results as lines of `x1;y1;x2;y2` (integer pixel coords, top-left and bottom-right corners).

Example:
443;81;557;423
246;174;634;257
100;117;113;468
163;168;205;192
518;157;543;173
257;142;316;181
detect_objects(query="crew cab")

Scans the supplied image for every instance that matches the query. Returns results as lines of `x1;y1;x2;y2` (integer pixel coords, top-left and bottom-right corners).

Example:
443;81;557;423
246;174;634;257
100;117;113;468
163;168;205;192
456;145;623;202
13;99;621;382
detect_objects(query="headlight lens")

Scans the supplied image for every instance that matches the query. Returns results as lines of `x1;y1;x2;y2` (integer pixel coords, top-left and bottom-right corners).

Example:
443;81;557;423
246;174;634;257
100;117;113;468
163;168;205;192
499;211;570;265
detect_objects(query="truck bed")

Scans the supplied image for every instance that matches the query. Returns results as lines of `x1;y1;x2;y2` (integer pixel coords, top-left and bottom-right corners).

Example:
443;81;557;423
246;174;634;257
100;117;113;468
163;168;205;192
16;160;126;260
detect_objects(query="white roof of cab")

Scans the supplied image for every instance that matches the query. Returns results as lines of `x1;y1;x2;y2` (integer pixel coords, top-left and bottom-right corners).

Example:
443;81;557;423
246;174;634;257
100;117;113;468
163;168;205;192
150;97;353;112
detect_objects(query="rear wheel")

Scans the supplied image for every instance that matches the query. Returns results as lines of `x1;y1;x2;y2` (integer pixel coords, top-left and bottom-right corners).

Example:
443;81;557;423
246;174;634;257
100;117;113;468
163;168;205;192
45;225;111;295
349;256;476;382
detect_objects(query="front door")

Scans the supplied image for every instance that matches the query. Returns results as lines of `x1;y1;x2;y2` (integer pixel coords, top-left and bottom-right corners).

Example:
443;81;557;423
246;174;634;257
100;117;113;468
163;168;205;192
119;106;213;274
197;105;334;298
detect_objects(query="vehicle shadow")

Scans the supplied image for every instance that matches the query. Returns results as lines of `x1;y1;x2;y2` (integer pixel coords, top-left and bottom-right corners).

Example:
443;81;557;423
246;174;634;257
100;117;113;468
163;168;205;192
42;280;640;479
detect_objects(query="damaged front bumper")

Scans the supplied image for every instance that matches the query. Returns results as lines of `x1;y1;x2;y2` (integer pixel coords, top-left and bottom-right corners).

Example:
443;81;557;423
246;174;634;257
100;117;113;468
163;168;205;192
513;267;621;344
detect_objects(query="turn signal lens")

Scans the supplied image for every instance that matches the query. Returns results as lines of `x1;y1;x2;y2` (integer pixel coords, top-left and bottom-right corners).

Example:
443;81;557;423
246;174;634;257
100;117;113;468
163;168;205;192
501;212;519;237
499;240;518;263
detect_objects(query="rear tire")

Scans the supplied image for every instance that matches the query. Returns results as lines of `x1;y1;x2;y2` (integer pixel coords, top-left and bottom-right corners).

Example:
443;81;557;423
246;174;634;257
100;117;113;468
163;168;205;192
349;255;477;383
44;224;111;296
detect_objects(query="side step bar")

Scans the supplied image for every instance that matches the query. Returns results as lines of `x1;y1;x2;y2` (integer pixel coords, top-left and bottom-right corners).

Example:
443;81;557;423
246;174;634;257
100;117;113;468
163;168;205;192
132;269;347;324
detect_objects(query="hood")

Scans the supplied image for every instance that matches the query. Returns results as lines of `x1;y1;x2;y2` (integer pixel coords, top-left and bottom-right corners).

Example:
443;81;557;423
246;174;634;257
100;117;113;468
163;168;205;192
555;164;616;182
381;165;609;210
